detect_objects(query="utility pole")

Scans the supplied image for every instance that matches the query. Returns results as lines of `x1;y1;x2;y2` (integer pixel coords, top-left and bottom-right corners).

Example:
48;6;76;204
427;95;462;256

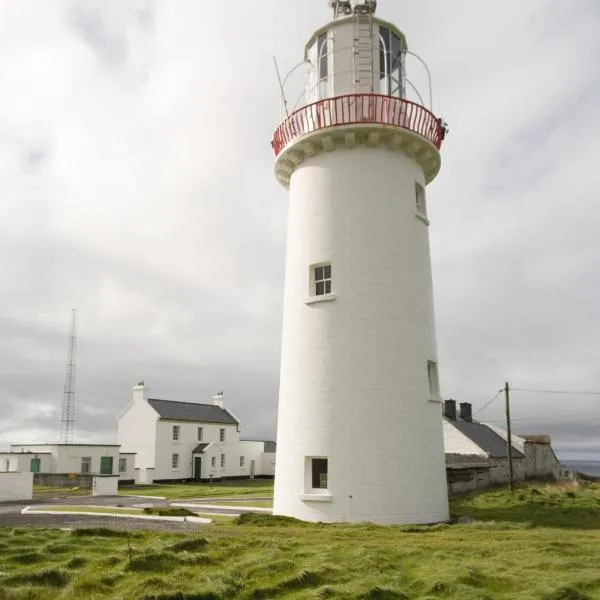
59;309;77;444
504;380;514;491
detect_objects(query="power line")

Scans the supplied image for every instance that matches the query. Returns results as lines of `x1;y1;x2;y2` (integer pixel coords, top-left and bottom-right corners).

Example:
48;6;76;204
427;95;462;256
473;389;503;415
511;388;600;396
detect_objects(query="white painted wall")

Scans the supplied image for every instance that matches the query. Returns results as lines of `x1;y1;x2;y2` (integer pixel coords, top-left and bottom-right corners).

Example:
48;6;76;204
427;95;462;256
0;472;33;502
118;384;159;470
93;475;119;496
274;147;449;524
154;421;240;481
261;452;276;477
0;452;52;473
118;454;136;481
442;420;488;457
55;446;120;475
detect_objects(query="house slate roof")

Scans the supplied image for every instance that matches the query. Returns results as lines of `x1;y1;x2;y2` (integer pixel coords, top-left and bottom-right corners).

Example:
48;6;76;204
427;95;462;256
449;419;525;459
147;398;239;425
192;443;210;454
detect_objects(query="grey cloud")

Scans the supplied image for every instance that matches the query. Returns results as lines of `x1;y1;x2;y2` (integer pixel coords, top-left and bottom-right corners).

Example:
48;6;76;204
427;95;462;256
0;0;599;461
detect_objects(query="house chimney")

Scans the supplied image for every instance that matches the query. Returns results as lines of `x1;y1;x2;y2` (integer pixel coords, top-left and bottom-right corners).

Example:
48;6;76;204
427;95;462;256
133;381;148;403
443;399;456;420
459;402;472;422
213;391;225;409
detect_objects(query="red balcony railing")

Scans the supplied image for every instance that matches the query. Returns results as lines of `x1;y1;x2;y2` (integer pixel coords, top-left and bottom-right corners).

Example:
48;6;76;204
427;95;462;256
272;94;444;157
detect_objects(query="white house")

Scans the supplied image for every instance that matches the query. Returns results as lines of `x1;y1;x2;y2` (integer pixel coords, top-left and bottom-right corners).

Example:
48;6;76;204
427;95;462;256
0;444;136;482
118;383;276;483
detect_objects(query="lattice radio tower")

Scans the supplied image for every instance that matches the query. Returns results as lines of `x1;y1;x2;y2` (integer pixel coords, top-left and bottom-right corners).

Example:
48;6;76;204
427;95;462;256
59;309;77;444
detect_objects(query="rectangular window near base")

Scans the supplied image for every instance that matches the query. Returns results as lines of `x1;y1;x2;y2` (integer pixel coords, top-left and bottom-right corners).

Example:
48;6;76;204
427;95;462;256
172;454;179;469
240;456;245;467
312;458;328;489
220;454;226;468
119;458;127;473
211;456;216;468
81;457;91;474
312;263;332;297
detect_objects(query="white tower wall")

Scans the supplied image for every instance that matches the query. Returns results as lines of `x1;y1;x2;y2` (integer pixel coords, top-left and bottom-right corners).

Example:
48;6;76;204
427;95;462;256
274;148;448;523
273;2;449;525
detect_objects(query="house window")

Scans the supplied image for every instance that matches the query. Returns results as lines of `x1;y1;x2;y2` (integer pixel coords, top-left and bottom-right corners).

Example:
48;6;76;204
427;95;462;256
197;427;203;441
81;457;91;474
172;453;179;469
118;458;127;473
379;26;403;97
172;425;180;441
240;456;245;468
219;428;225;442
211;456;216;468
220;453;226;468
312;458;328;489
415;183;427;216
427;361;440;399
313;263;332;296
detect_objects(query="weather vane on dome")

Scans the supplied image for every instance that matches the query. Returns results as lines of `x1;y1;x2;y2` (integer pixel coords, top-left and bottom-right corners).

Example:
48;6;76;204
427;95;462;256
329;0;377;19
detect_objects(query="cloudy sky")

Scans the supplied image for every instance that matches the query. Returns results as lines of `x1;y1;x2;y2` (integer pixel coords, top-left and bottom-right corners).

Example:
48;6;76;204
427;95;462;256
1;0;599;460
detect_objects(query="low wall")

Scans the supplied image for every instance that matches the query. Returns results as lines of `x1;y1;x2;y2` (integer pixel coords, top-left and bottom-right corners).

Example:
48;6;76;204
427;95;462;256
34;473;93;490
92;475;119;496
0;472;33;502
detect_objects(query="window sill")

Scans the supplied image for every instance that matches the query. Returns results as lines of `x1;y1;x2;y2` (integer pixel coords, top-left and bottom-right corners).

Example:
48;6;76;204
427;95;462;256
301;492;332;503
305;293;337;305
428;396;442;403
416;212;430;226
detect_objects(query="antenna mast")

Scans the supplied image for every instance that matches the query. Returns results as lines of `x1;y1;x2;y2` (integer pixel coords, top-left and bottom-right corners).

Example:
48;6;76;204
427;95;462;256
59;309;77;444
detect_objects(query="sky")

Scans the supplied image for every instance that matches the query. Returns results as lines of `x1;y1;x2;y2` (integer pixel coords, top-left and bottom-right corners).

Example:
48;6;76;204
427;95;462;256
0;0;599;460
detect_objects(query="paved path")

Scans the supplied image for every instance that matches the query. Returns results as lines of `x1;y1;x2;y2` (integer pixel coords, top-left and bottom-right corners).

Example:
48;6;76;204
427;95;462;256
0;494;272;530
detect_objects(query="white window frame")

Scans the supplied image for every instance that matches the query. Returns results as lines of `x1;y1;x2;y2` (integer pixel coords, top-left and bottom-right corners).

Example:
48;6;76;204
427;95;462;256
172;425;180;441
220;453;226;468
311;263;333;297
427;361;440;401
172;453;179;469
301;456;332;502
240;456;245;468
211;456;217;468
197;427;203;441
118;457;127;473
415;182;428;224
219;428;226;442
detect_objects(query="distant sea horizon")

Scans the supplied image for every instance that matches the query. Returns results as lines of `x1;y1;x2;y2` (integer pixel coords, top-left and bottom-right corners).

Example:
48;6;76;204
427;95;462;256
561;459;600;477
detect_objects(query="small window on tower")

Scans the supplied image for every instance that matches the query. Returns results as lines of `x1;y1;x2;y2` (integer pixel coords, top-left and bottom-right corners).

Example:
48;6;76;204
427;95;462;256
415;183;427;217
427;361;440;400
313;263;332;297
312;458;328;489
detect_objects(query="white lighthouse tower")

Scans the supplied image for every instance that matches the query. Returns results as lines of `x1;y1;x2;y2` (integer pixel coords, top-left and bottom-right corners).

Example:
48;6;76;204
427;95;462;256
272;0;449;524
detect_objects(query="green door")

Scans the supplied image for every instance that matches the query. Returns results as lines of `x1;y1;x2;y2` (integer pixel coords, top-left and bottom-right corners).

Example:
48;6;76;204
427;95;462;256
100;457;113;475
30;458;41;473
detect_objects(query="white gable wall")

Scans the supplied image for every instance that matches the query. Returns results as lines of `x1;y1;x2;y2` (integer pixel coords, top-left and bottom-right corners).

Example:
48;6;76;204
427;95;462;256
118;386;159;470
442;420;487;457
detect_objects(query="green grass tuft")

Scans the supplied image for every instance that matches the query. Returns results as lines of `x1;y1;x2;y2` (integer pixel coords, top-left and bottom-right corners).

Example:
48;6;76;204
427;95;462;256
235;512;308;527
71;527;140;538
66;556;88;568
8;551;43;564
5;568;69;587
168;537;209;552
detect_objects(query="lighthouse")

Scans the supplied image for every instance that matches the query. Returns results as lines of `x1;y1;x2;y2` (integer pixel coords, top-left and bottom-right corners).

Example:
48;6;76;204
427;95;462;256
272;0;449;524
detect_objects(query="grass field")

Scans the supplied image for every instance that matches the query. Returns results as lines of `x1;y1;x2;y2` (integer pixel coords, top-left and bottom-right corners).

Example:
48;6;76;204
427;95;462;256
119;479;274;500
2;482;600;599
